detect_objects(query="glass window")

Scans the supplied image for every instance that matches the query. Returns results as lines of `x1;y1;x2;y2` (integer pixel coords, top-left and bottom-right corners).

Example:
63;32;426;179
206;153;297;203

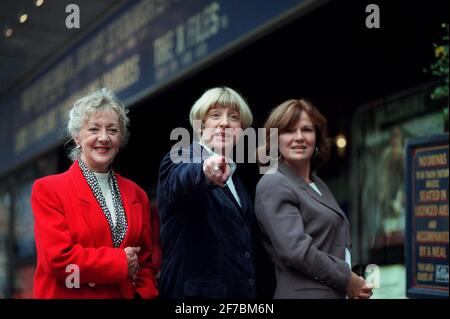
0;188;11;298
12;264;35;298
11;151;58;298
14;180;36;260
351;85;445;298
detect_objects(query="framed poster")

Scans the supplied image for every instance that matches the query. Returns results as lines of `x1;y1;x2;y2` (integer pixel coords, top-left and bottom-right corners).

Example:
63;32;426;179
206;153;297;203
405;134;449;298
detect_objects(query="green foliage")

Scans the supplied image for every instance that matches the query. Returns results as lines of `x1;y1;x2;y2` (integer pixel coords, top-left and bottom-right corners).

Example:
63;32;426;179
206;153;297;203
425;23;449;131
428;23;449;100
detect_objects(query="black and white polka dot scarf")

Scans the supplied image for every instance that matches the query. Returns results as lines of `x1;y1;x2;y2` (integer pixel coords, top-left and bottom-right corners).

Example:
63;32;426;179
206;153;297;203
78;160;128;247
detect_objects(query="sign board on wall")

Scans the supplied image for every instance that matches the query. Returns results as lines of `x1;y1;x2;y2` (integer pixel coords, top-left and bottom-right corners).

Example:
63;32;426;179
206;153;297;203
406;134;449;298
0;0;319;176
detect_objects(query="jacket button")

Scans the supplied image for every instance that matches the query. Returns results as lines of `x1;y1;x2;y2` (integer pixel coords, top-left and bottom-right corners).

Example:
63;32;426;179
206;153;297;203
244;251;251;258
248;278;255;286
88;283;96;288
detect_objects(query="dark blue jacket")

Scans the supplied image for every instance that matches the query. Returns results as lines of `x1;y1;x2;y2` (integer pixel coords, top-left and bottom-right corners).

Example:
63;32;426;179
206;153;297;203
157;143;256;299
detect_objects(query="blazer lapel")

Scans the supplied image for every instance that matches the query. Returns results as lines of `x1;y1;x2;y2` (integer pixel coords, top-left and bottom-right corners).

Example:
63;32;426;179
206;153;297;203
69;161;113;247
278;161;346;219
193;141;249;224
116;174;141;248
222;185;239;207
192;140;237;210
310;174;346;217
233;175;251;219
223;174;254;226
219;185;245;225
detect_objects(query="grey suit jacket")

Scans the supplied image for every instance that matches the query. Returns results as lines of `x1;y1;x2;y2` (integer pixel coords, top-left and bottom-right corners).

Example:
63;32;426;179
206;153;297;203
255;161;352;299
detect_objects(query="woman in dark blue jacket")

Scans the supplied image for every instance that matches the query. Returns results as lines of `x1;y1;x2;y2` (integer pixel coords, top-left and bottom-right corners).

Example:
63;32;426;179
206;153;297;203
157;87;257;298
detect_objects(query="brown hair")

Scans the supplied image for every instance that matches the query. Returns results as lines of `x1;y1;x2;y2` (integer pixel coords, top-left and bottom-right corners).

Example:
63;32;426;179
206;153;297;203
259;99;331;171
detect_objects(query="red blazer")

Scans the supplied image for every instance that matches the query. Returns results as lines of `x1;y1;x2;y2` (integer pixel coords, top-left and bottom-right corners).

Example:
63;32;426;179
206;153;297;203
31;161;161;298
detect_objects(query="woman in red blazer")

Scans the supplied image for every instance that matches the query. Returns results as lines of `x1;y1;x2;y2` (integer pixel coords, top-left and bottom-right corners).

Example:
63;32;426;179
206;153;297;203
31;88;161;298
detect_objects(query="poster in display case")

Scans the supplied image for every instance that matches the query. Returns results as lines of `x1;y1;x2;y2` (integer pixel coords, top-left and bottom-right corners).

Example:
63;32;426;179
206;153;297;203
352;85;445;266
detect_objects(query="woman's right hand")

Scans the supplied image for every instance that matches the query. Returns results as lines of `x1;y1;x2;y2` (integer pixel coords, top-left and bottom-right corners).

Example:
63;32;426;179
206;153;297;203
203;155;230;187
124;246;141;283
345;272;373;299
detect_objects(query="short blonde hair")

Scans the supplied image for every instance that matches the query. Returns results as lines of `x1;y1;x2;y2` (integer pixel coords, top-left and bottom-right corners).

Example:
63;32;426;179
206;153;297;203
189;87;253;129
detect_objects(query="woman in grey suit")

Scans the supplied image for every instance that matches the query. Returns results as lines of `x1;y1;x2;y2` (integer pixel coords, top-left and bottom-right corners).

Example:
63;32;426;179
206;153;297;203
255;99;373;299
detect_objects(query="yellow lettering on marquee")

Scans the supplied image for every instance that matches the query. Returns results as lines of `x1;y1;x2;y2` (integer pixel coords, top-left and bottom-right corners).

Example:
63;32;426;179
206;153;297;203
436;168;449;178
417;272;434;282
419;190;442;202
425;170;436;178
416;231;449;243
418;244;448;258
418;153;447;167
438;205;448;216
428;220;437;229
415;205;438;217
425;179;440;188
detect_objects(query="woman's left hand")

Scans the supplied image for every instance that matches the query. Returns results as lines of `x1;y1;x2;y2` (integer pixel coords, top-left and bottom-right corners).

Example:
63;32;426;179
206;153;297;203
124;246;141;284
354;285;374;299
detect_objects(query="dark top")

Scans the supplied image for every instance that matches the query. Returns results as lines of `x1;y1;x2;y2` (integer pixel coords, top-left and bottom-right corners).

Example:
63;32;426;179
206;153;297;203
157;142;256;299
